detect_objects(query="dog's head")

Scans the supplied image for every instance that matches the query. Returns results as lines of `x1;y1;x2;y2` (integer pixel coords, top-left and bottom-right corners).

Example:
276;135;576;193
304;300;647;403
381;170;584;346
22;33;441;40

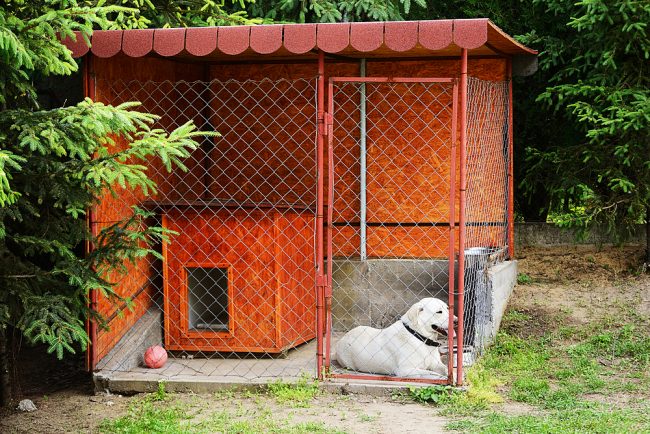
402;298;455;340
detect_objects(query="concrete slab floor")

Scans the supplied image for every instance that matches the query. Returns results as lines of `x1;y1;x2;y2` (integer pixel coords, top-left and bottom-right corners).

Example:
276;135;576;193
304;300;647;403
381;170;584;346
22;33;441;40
94;335;470;395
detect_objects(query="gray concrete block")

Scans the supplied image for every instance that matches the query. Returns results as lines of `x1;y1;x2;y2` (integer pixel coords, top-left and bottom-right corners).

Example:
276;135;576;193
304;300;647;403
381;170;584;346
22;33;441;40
96;306;163;372
487;260;517;343
331;259;450;332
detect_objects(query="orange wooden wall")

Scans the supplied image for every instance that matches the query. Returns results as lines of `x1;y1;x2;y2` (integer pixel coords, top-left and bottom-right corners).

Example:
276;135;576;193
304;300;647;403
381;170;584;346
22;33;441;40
92;55;205;362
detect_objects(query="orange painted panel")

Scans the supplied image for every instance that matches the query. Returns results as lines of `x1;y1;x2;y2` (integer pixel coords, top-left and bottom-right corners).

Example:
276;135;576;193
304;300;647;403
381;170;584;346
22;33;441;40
367;226;452;259
162;206;316;353
91;56;205;365
91;221;157;363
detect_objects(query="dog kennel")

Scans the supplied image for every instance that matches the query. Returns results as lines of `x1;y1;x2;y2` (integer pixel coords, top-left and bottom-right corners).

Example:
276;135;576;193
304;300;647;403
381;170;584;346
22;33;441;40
65;19;536;387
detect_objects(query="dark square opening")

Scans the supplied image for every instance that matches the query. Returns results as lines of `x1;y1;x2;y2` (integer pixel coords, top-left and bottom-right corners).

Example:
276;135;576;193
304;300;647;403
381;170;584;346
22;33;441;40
186;267;229;332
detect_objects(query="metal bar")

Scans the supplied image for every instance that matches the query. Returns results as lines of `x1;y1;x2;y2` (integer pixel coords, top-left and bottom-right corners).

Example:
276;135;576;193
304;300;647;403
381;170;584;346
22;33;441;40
316;50;325;380
83;53;98;372
329;373;450;384
456;48;468;385
448;81;459;383
329;77;455;83
506;59;515;259
325;77;335;372
359;59;367;261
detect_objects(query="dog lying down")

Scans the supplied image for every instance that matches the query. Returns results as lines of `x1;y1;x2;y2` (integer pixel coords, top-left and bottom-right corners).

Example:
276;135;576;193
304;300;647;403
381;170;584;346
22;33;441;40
334;298;455;379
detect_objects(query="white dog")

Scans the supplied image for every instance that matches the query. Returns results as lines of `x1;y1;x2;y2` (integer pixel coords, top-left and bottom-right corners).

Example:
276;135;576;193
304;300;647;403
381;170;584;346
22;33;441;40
334;298;454;379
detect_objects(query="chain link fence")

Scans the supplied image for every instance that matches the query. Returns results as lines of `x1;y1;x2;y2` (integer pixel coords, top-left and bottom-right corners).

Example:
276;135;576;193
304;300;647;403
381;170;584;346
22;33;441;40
90;73;511;385
92;77;320;382
462;77;510;359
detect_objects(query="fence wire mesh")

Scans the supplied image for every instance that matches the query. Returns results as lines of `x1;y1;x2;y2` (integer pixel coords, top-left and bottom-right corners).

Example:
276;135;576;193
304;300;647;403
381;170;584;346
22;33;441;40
92;77;320;382
326;80;456;381
462;77;511;358
90;72;511;385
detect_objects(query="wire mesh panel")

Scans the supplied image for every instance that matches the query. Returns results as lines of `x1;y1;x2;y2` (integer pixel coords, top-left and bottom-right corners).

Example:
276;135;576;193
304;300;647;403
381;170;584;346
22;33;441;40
325;79;457;383
91;77;320;382
462;77;510;357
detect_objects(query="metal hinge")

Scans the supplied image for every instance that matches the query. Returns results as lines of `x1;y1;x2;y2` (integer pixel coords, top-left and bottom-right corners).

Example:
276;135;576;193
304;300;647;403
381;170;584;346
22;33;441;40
318;112;333;136
316;275;328;287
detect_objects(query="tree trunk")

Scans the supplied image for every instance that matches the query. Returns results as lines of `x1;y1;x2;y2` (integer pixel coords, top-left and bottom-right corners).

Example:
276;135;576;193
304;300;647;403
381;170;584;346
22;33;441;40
646;205;650;266
0;327;10;407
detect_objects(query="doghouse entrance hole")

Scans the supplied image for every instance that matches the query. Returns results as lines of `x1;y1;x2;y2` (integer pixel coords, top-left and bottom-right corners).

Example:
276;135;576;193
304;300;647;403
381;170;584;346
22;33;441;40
187;267;229;332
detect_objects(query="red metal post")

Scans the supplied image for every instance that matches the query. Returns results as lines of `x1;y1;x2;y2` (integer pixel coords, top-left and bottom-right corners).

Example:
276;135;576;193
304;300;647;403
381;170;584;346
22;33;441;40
324;77;334;372
316;50;326;380
507;59;515;259
456;48;468;385
448;82;459;383
83;54;98;372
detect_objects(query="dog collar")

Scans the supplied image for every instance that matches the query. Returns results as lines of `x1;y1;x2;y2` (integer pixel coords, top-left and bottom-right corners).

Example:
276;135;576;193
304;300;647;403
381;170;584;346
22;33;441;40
402;322;441;347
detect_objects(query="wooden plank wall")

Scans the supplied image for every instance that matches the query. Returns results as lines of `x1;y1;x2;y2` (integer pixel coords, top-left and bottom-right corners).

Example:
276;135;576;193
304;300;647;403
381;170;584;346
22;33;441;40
92;55;204;363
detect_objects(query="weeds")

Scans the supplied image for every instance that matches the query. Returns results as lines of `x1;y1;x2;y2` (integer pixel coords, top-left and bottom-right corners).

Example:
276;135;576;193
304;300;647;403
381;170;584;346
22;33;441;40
445;306;650;432
100;399;187;433
409;385;457;404
267;375;320;407
100;388;339;433
152;381;168;401
409;365;502;417
516;273;533;284
448;405;650;434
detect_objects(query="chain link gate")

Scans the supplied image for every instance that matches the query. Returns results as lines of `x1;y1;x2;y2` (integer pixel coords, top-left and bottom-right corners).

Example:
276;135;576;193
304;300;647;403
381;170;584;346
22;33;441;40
323;77;459;384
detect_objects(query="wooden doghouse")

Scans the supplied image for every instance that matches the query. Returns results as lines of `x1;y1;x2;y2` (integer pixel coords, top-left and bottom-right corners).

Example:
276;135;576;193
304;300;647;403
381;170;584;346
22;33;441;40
158;202;315;353
64;19;537;372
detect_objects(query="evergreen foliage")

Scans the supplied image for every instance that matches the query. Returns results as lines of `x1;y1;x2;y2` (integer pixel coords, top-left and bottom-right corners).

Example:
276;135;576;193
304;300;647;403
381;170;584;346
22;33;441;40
517;0;649;240
242;0;426;23
0;1;211;369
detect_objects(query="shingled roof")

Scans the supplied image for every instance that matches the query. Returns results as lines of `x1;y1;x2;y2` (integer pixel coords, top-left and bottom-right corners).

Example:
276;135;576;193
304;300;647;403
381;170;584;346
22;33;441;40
64;19;536;62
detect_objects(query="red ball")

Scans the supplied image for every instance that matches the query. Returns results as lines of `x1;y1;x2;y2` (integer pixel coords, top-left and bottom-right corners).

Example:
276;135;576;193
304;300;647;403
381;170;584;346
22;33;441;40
144;345;168;369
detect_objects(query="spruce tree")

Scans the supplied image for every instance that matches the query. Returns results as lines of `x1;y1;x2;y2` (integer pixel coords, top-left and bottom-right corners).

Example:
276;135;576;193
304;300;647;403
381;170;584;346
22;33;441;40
0;2;213;405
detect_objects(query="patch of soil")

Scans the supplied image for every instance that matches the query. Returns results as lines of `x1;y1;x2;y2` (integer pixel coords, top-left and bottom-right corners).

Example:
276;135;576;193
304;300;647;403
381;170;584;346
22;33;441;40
500;305;574;338
517;245;645;285
0;387;132;434
514;245;649;326
0;389;453;434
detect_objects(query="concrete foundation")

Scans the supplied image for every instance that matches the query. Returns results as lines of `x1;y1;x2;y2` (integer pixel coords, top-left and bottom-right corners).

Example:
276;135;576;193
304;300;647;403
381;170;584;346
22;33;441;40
94;259;517;393
96;305;163;371
331;259;450;331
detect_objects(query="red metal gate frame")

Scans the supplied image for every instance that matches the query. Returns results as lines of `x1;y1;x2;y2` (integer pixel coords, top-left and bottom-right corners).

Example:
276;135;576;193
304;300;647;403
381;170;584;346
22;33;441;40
320;75;460;385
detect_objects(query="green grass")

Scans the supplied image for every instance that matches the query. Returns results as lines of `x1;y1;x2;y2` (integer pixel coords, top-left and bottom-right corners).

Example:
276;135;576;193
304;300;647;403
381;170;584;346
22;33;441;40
444;310;650;433
99;399;189;433
99;391;340;434
516;273;533;285
447;405;650;434
266;376;320;407
409;384;458;404
408;364;503;416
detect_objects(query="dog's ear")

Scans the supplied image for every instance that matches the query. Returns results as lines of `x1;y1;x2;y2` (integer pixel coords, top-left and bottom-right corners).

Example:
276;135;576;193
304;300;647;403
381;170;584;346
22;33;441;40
405;302;423;326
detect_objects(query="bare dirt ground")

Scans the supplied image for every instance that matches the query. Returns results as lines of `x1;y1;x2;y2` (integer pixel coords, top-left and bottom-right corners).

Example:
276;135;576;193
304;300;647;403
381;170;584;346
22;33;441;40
514;245;649;328
1;245;648;433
